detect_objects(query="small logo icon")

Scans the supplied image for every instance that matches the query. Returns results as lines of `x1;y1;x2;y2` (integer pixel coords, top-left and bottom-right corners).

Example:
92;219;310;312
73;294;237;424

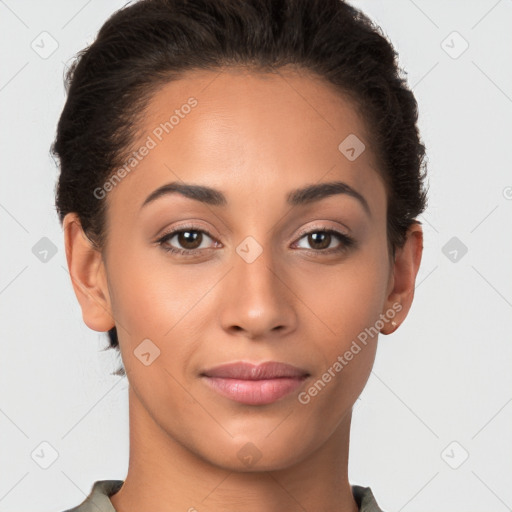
31;31;59;59
236;236;263;263
338;134;366;161
237;442;262;467
32;237;58;263
31;441;59;469
441;440;469;469
442;236;468;263
134;338;161;366
441;31;469;59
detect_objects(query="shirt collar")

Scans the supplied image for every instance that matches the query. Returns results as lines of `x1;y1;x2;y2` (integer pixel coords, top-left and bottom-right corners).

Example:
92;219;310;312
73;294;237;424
66;480;386;512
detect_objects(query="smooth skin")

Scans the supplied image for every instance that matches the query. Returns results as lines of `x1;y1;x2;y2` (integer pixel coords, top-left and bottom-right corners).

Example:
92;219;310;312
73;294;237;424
63;66;423;512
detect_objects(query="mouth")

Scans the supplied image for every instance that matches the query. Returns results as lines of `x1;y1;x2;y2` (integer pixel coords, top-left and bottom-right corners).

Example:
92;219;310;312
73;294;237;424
200;361;310;405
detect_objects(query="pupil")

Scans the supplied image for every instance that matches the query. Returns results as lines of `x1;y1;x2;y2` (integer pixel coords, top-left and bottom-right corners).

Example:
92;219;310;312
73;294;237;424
179;230;201;249
309;232;330;250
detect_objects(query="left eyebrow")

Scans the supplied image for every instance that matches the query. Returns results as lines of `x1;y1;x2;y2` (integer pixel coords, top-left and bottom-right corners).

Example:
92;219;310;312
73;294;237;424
286;181;371;216
140;180;370;216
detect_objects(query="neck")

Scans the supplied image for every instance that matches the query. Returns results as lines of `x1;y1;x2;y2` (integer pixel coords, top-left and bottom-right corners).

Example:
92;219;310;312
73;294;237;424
110;385;359;512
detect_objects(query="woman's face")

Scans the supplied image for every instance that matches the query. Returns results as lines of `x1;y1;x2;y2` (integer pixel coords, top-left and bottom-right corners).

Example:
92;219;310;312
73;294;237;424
77;67;408;470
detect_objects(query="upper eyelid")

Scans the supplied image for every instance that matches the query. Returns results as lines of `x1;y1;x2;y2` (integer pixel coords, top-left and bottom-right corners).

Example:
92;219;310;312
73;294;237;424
154;210;354;240
294;223;350;238
158;224;217;241
157;224;351;246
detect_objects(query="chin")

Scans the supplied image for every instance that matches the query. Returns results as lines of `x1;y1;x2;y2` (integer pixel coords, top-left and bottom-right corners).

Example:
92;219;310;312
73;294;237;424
203;436;310;473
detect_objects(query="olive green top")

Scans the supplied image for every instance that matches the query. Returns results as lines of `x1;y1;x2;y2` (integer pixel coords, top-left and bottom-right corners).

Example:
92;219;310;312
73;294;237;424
63;480;386;512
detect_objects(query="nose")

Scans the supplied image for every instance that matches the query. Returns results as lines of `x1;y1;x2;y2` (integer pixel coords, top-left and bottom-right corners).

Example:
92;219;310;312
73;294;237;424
218;242;298;340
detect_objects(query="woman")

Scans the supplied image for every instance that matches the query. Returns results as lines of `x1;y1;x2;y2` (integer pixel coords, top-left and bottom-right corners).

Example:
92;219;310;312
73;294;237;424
53;0;427;510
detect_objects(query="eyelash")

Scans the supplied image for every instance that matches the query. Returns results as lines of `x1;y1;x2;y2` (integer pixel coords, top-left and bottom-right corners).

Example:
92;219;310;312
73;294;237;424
156;224;355;257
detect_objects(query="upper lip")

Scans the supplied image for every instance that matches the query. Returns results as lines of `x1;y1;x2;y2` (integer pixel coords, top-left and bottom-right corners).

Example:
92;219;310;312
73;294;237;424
200;361;309;380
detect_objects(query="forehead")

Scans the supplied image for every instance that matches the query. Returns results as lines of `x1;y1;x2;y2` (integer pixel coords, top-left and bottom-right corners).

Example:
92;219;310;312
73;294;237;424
107;67;385;217
141;66;371;159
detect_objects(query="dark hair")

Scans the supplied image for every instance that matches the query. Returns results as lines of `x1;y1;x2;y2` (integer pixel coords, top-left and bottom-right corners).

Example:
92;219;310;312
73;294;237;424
51;0;428;365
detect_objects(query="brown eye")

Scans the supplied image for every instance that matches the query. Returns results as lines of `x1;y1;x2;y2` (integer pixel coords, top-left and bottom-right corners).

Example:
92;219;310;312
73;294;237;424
157;227;218;255
306;232;331;250
294;229;355;253
174;230;203;250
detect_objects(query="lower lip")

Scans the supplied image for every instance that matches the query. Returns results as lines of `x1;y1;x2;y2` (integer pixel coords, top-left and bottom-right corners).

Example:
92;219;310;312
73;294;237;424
201;376;308;405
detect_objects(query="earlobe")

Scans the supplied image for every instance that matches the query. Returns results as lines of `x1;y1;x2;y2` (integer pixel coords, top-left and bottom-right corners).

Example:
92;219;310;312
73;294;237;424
63;213;115;333
381;222;423;335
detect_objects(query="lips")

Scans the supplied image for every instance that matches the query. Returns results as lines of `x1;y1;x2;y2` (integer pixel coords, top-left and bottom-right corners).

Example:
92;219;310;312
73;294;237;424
200;361;310;405
200;361;309;380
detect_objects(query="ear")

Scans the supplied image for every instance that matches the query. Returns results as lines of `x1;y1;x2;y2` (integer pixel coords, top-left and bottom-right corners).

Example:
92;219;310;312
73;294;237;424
63;213;115;332
380;222;423;335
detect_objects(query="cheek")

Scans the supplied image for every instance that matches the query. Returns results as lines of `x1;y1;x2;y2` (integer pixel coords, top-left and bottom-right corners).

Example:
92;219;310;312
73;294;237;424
296;251;389;344
107;246;198;338
295;259;387;420
105;247;216;382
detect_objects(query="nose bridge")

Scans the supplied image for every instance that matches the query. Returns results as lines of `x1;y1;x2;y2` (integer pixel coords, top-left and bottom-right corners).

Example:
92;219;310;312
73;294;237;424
219;235;296;337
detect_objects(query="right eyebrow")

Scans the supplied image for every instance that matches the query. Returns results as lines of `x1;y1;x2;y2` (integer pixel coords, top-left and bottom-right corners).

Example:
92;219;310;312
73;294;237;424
141;182;227;210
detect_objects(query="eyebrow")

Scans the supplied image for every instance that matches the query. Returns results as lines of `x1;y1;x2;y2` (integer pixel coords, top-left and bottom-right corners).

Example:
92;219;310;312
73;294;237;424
141;180;370;216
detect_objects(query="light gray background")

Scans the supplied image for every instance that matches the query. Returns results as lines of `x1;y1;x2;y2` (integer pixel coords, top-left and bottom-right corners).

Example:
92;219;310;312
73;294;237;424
1;1;511;511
